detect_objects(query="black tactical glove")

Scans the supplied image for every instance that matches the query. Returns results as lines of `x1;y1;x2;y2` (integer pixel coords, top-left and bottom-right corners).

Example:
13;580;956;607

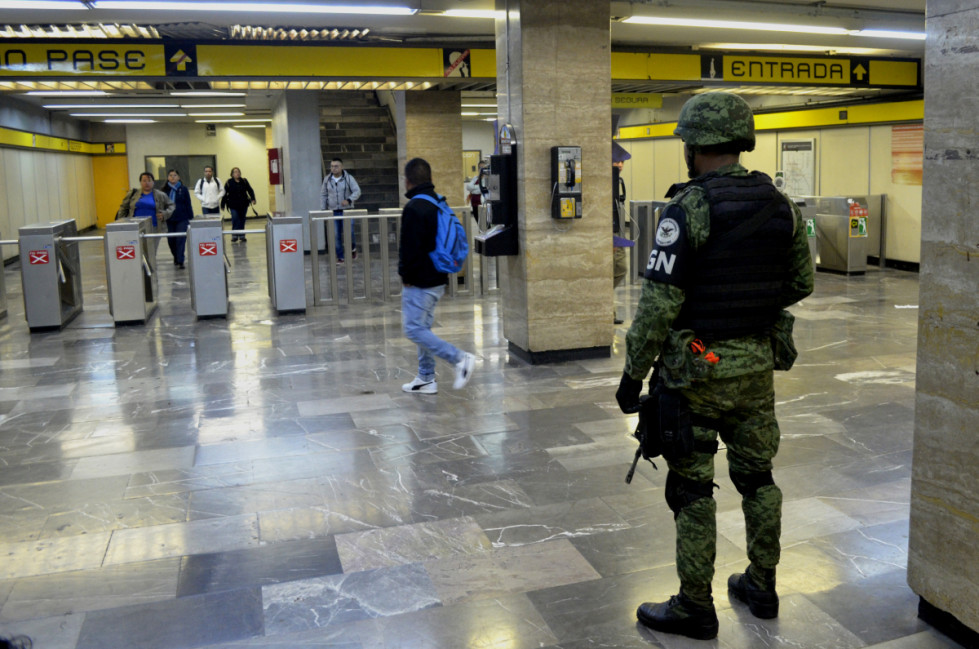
616;371;644;414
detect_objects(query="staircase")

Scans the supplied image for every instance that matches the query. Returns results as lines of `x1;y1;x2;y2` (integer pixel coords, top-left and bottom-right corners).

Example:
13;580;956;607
318;91;399;213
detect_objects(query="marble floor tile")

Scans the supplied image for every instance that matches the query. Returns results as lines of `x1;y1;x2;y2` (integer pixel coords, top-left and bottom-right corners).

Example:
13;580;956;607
0;532;112;579
334;516;491;573
0;612;85;649
262;563;440;635
1;558;179;621
424;538;601;605
104;513;260;565
477;496;632;548
75;587;264;649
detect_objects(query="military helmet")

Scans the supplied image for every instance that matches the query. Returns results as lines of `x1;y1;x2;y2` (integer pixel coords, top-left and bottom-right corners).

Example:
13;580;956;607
674;92;755;151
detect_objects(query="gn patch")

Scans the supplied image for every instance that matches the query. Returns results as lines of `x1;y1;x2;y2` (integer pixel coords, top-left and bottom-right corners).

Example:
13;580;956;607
644;203;689;285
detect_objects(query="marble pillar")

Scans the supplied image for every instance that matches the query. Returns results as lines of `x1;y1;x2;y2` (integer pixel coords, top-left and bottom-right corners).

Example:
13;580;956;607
907;1;979;639
495;0;613;363
271;91;322;220
399;91;464;206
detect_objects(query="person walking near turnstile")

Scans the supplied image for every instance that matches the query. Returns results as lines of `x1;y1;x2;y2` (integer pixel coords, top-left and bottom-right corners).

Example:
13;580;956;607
194;165;224;216
166;169;193;269
116;171;174;259
319;158;361;262
222;167;257;243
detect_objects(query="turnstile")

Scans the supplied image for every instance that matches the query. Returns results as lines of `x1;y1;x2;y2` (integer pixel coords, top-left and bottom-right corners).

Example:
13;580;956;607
187;219;229;318
105;218;157;324
792;197;819;272
0;231;7;320
19;220;83;331
630;200;668;281
266;215;306;313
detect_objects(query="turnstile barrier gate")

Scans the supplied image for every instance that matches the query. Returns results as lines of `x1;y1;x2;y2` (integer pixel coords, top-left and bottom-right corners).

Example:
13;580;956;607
19;220;83;331
187;219;229;318
265;215;306;313
105;218;157;324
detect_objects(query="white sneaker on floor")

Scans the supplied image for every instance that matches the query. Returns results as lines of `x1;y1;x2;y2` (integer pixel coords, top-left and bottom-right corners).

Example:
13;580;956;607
402;377;437;394
453;353;475;389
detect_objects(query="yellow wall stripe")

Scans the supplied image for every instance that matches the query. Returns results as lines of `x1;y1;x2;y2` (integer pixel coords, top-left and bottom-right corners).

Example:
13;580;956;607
0;126;124;154
611;52;701;81
616;99;924;141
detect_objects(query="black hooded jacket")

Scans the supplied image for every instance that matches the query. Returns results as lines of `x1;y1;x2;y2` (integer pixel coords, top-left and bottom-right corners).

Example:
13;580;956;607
398;182;447;288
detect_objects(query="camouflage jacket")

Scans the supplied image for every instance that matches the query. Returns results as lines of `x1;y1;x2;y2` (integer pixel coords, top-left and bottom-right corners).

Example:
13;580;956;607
624;163;814;387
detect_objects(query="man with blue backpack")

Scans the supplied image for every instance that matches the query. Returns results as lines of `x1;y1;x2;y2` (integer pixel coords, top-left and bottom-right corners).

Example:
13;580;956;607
398;157;475;395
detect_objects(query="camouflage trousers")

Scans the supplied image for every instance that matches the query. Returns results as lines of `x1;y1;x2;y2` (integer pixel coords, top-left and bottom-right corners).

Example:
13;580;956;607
666;370;783;608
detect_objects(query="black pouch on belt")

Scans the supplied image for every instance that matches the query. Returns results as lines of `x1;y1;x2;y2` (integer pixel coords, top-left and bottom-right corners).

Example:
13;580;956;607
658;389;695;462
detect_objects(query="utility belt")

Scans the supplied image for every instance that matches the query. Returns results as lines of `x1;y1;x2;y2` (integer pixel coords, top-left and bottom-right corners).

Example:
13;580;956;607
625;371;720;484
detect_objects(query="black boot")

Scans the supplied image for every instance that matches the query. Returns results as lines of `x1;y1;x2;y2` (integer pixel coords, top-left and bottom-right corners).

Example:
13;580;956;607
636;593;719;640
728;571;779;619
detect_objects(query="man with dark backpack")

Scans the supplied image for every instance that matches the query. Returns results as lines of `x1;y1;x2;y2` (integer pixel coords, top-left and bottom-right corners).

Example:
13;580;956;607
398;157;475;395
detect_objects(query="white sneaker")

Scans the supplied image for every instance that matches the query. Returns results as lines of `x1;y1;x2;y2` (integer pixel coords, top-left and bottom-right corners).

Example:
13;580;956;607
453;353;475;390
402;377;437;394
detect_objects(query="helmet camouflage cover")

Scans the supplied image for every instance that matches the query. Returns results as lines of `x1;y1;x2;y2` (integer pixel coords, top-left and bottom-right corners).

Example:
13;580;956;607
674;92;756;151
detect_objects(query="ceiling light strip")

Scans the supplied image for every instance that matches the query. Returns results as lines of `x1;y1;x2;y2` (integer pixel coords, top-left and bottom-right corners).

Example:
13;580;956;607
90;2;416;15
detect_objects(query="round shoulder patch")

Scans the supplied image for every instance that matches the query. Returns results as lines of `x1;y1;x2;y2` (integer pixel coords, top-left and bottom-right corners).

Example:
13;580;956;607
655;217;681;247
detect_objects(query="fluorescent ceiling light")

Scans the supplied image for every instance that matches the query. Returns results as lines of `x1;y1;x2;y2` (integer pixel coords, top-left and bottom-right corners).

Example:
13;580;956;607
701;43;893;55
441;9;501;19
856;29;926;40
233;124;267;128
0;1;86;9
179;103;246;108
187;112;245;116
45;103;181;109
27;90;106;96
91;2;416;14
170;91;246;97
71;112;187;117
623;16;848;35
195;118;271;123
105;119;156;123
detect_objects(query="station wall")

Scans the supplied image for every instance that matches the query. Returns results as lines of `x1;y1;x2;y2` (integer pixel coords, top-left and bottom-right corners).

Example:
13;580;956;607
617;122;923;264
0;146;96;263
124;123;271;219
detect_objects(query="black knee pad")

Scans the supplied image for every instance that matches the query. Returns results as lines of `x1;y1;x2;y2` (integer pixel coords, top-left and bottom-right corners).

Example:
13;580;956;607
665;470;715;518
730;469;774;497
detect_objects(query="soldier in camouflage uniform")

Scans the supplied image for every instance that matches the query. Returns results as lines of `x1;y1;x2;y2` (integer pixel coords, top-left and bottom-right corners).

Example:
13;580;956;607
615;92;814;640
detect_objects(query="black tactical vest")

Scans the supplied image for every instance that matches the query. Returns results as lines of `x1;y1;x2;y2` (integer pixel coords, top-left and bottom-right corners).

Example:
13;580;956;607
675;172;795;341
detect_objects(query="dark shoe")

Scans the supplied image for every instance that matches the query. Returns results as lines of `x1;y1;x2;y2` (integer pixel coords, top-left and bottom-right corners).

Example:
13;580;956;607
614;317;624;324
177;263;185;269
728;572;779;619
240;237;246;242
636;594;718;640
351;249;358;260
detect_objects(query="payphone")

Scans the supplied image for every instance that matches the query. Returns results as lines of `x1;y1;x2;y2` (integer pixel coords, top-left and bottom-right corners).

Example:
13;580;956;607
551;146;582;219
475;124;519;257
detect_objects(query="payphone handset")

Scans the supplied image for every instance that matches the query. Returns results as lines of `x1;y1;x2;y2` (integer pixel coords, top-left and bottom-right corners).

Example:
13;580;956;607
551;146;582;219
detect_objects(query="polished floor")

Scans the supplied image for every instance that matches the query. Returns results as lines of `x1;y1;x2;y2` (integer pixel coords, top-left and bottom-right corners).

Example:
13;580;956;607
0;228;965;649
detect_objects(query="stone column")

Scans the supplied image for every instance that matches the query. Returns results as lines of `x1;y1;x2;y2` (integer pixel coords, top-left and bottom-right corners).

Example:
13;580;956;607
270;91;321;219
907;1;979;640
398;91;464;206
495;0;613;363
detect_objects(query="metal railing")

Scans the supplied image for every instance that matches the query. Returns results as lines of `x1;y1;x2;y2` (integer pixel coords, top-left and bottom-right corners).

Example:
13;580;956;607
309;204;490;306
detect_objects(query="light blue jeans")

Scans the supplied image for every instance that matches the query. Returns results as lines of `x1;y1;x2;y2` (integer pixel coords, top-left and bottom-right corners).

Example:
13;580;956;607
402;285;462;381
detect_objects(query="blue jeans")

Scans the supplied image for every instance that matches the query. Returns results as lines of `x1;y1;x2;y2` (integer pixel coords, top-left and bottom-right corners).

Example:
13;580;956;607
166;217;190;264
402;285;462;381
334;210;355;259
230;207;246;237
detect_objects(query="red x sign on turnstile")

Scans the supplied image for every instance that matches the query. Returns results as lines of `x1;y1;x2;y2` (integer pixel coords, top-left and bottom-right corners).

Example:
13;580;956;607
116;245;135;260
29;250;49;264
199;242;218;256
279;239;298;253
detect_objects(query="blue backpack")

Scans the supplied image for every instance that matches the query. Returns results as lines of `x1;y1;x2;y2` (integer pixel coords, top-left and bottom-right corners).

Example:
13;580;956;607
414;193;469;274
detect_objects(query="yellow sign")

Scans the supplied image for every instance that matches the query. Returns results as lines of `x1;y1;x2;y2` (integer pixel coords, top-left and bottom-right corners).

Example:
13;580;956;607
725;55;849;84
0;43;165;76
612;93;663;109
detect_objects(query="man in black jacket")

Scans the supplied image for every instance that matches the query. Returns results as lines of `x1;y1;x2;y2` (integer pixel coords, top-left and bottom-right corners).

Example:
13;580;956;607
398;157;475;395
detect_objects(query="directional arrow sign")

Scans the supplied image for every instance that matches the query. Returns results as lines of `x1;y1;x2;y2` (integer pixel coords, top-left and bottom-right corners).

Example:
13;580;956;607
170;49;192;71
853;64;868;81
